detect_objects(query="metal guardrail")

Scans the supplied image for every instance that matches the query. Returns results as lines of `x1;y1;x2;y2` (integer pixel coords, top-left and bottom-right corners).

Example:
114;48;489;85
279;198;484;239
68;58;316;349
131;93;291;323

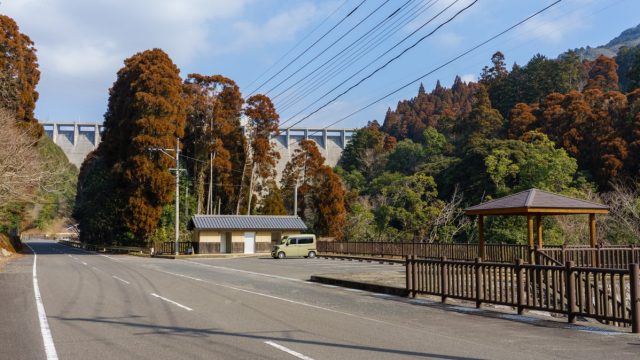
57;240;148;254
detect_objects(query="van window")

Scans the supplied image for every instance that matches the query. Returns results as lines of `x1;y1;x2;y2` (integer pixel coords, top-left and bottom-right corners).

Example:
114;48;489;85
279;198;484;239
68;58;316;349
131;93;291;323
298;237;313;245
288;238;298;245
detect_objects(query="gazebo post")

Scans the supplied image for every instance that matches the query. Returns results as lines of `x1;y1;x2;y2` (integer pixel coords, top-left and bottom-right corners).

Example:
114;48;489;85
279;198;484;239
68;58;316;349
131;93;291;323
527;215;535;264
589;213;597;266
536;214;543;249
478;215;485;260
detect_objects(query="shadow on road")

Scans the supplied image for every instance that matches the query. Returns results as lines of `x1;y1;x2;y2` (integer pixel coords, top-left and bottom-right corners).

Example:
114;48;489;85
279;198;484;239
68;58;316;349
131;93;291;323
51;315;482;360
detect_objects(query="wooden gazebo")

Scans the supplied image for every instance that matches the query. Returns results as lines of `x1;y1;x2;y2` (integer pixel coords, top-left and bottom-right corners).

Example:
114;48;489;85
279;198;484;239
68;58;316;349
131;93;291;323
464;188;609;259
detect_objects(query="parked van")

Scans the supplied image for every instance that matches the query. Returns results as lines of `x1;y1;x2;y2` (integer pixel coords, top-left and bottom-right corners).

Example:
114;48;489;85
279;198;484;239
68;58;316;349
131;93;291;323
271;234;316;259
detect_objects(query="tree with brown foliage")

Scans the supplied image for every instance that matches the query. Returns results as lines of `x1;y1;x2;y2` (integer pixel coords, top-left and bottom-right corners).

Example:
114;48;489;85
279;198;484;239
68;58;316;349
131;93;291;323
281;139;325;218
244;94;280;212
99;48;186;242
183;74;245;214
585;55;619;92
0;15;41;136
312;166;346;238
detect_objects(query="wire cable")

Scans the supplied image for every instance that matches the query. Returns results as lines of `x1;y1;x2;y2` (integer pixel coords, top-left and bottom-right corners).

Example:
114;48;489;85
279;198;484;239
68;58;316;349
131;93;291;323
285;0;476;128
277;0;439;113
263;0;394;96
291;0;563;141
249;0;368;95
244;0;351;90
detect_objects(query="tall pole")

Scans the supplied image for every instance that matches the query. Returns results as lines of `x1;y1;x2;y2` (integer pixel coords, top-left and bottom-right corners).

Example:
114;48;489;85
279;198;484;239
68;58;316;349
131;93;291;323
175;137;180;256
293;182;298;217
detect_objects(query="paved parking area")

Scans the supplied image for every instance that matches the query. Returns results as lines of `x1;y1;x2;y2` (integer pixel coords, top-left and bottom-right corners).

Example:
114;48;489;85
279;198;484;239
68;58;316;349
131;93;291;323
184;256;404;281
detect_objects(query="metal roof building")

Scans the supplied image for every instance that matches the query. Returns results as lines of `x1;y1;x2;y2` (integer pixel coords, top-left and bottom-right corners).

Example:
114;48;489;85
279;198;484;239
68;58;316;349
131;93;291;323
189;215;307;231
188;215;308;255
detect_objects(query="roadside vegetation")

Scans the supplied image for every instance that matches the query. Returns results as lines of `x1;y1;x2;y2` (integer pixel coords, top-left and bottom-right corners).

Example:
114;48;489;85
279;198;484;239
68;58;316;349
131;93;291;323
0;14;77;253
339;50;640;245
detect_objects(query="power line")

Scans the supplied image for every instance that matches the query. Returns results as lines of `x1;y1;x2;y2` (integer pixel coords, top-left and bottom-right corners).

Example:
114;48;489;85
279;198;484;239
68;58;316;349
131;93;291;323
264;0;403;97
285;0;476;129
244;0;351;90
272;0;417;101
280;0;455;125
290;0;563;142
249;0;368;96
277;0;439;114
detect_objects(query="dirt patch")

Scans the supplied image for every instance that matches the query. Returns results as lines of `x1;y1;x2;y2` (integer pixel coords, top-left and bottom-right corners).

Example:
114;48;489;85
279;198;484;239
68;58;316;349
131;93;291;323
0;233;24;272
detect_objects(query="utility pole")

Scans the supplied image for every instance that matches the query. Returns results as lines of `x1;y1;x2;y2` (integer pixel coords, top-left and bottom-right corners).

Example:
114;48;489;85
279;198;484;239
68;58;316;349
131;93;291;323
174;137;180;256
148;137;182;256
293;182;298;217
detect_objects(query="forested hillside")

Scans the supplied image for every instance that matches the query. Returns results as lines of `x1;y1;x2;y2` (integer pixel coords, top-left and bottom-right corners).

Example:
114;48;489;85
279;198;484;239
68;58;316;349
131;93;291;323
339;39;640;246
0;14;77;241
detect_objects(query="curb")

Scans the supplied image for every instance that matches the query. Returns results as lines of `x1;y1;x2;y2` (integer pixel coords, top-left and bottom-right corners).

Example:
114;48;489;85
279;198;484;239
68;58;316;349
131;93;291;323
310;275;409;297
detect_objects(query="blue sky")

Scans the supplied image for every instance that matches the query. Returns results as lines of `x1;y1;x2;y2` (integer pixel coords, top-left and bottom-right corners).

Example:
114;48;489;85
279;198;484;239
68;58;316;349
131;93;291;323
3;0;639;129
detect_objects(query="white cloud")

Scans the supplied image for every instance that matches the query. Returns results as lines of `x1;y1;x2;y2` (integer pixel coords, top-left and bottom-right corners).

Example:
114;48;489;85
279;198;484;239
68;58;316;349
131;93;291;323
460;73;476;83
0;0;326;120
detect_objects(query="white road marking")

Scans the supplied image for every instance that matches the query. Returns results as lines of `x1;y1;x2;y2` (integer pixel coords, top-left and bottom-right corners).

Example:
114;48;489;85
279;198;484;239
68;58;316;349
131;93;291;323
157;270;395;327
25;243;59;360
112;275;130;285
183;260;302;283
100;254;121;262
153;268;203;282
150;293;193;311
319;284;338;288
81;261;88;266
264;341;314;360
92;266;99;271
67;255;72;257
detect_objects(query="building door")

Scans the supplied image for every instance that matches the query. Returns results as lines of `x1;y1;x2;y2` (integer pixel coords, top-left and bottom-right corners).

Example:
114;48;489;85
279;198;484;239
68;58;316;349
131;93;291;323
225;232;232;253
244;232;255;254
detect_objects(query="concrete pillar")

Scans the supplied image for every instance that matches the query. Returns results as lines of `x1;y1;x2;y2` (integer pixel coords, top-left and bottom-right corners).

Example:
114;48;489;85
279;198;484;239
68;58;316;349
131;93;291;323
304;128;308;140
323;129;328;158
73;123;79;148
341;129;346;148
285;128;290;149
52;123;58;144
94;124;100;148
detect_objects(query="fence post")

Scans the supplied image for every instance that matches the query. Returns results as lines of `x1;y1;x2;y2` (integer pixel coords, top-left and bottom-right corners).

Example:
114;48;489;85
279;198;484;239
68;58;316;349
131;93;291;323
529;246;535;264
475;257;482;308
440;257;448;303
405;256;412;298
566;261;577;324
516;259;525;315
630;263;640;334
411;255;417;298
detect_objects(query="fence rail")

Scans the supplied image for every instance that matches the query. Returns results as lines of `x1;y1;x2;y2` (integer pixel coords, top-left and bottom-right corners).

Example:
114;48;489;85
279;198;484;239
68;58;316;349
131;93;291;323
406;256;640;332
318;241;640;269
317;241;529;263
158;241;198;255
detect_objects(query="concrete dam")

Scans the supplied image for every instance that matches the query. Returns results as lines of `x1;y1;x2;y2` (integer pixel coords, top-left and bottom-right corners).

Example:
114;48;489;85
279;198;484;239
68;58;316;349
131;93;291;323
41;122;355;177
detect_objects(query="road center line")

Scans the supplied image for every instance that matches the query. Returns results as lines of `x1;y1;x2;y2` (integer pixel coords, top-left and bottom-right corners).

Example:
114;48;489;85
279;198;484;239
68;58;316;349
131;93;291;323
112;275;130;285
264;341;314;360
25;243;59;360
150;293;193;311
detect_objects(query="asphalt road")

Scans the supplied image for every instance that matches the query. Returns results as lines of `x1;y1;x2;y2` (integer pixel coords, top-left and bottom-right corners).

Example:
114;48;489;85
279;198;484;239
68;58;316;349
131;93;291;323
2;239;640;360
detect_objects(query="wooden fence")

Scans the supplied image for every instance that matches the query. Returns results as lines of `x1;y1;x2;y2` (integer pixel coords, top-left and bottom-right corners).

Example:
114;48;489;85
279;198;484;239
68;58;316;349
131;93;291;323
318;241;640;269
317;241;529;263
158;241;199;255
537;246;640;269
406;256;640;332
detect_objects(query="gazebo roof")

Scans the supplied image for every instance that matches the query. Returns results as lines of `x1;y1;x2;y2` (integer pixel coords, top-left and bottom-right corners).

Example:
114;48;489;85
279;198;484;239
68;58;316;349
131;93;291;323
465;188;609;215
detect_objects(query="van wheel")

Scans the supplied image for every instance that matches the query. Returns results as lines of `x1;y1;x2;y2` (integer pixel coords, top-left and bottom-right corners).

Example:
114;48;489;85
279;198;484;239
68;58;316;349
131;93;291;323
277;252;286;259
308;251;316;259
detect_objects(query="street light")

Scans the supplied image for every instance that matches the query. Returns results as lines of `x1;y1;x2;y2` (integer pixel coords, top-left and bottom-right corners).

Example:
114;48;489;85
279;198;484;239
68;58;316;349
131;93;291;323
149;137;182;256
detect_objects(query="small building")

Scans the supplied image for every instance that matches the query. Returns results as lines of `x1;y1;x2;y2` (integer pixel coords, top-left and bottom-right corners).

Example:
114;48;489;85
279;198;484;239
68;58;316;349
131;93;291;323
188;215;308;254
